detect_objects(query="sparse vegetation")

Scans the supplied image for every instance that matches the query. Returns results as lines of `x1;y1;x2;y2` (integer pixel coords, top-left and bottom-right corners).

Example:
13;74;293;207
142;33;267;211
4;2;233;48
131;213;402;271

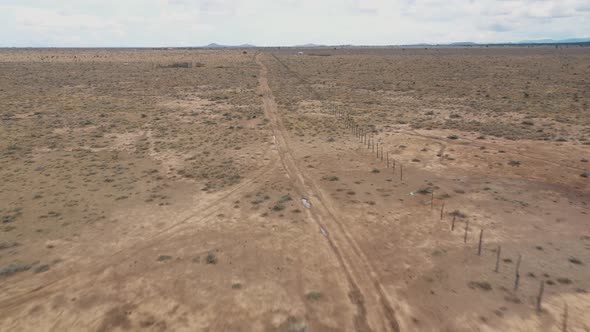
34;264;50;274
468;281;492;291
416;187;433;194
508;160;521;167
206;252;218;265
272;194;293;211
1;46;589;332
0;263;32;277
450;210;467;218
306;291;322;301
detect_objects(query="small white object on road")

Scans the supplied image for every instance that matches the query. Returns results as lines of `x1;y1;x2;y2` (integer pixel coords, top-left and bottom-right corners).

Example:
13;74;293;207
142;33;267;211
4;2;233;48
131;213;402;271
320;226;329;238
301;198;312;209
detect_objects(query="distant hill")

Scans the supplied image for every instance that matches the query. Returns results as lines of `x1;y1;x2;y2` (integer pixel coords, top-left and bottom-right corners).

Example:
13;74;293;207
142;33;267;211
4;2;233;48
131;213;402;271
200;38;590;49
295;43;325;48
204;43;256;48
518;38;590;44
205;43;224;48
401;38;590;47
448;42;478;46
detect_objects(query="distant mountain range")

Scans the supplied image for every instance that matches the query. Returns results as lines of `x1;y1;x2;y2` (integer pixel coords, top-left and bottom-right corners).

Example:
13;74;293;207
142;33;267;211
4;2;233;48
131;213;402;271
404;38;590;46
518;38;590;44
201;38;590;48
204;43;256;48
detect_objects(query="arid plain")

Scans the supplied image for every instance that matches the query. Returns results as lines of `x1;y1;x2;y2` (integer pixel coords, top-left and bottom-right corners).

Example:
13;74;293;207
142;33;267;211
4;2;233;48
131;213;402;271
1;46;589;331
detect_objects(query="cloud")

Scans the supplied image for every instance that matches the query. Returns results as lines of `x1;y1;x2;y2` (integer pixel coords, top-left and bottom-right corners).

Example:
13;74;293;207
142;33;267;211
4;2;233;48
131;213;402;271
0;0;589;46
484;22;513;32
13;6;121;31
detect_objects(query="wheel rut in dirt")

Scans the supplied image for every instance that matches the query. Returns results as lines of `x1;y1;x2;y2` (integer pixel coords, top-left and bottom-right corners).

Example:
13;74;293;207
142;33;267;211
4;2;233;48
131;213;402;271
256;52;401;332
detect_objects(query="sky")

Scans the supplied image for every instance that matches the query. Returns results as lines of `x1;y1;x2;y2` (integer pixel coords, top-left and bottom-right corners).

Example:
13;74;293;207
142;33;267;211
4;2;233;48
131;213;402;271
0;0;589;47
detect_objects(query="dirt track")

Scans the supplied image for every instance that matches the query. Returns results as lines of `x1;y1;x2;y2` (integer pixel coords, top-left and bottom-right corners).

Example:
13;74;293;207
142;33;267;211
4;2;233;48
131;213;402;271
257;53;400;332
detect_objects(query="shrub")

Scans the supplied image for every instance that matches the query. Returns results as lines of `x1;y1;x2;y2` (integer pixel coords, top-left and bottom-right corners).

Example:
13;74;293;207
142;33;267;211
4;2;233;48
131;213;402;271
508;160;521;166
272;203;285;211
0;263;31;277
468;281;492;291
306;291;322;301
451;210;467;218
417;187;433;194
34;264;50;274
206;252;218;264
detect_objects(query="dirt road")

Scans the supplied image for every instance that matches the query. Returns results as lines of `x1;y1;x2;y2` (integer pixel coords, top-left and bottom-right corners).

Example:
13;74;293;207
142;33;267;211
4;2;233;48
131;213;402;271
256;52;401;332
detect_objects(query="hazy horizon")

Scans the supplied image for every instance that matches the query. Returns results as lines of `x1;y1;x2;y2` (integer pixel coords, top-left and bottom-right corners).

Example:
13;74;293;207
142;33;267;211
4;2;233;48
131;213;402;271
1;0;589;47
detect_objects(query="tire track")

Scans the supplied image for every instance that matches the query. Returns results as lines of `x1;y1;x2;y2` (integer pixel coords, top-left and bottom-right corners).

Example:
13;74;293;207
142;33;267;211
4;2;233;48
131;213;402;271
257;53;400;332
0;145;279;314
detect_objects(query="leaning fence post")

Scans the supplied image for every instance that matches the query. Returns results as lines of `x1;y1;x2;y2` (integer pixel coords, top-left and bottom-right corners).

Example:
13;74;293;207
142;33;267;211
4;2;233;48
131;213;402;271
495;245;501;272
514;254;522;291
477;229;484;256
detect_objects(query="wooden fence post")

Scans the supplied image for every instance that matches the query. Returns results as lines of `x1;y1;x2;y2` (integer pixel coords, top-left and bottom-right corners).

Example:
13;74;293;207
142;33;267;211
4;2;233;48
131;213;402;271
514;254;522;291
477;229;484;256
495;246;501;272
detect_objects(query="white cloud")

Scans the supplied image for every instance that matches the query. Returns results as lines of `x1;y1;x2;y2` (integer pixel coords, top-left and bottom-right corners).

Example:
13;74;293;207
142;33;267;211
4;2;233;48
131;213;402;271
0;0;589;46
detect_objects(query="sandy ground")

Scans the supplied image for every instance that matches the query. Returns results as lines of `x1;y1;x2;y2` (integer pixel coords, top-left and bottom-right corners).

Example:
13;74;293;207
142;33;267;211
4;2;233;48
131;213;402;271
0;47;589;331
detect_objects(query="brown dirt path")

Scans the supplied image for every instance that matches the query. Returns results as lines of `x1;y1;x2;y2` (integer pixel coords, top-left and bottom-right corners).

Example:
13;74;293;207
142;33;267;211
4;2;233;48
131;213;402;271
256;52;401;332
